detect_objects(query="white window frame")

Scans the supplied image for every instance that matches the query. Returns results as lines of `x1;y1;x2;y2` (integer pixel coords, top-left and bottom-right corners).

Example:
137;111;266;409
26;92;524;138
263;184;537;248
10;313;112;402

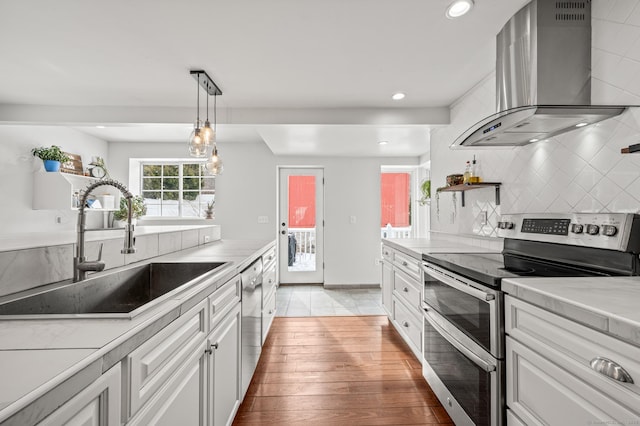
138;160;214;218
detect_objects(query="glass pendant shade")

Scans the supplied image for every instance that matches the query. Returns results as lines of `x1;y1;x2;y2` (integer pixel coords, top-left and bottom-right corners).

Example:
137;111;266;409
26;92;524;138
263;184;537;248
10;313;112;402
205;147;224;175
200;120;215;146
188;122;207;158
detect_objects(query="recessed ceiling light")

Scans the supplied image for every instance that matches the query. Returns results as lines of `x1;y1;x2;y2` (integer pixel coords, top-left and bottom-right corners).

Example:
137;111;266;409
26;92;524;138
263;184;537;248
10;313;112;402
446;0;474;19
392;92;405;101
96;125;106;129
379;141;389;145
575;122;588;127
529;138;540;143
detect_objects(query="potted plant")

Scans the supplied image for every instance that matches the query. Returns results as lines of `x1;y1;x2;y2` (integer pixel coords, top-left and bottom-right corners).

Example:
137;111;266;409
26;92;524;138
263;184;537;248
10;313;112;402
112;195;147;227
31;145;70;172
204;200;215;219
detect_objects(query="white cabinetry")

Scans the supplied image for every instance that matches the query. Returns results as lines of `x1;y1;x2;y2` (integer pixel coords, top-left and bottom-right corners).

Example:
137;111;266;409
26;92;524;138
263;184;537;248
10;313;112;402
381;243;422;361
262;247;277;345
208;303;242;426
32;172;120;210
39;363;121;426
126;299;208;419
127;341;208;426
125;274;243;426
505;295;640;425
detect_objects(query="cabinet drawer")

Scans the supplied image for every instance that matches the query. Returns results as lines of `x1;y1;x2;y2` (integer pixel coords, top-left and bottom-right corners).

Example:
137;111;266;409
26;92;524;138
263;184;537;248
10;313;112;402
506;296;640;413
127;299;208;418
393;251;421;281
263;246;276;269
506;336;639;425
381;245;394;262
263;262;277;299
262;288;277;345
393;268;421;310
210;275;241;330
392;296;421;358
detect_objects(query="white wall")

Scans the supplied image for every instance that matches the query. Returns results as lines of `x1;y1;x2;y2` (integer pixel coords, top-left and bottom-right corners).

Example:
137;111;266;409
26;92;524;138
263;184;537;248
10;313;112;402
430;3;640;236
0;125;109;236
109;140;420;286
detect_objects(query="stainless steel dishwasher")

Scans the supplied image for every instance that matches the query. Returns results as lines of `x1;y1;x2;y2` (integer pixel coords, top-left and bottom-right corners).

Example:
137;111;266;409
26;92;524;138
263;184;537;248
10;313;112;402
240;257;263;399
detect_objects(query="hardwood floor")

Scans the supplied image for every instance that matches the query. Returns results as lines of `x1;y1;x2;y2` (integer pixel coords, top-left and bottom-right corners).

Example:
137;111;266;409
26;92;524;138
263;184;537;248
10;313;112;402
234;316;453;426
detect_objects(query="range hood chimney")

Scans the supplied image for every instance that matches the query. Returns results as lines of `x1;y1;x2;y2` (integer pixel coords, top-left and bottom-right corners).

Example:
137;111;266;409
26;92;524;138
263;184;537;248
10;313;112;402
451;0;627;148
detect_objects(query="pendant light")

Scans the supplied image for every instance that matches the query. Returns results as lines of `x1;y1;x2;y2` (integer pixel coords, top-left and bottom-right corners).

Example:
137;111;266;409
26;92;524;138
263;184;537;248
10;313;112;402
200;88;214;146
188;73;206;157
205;93;224;175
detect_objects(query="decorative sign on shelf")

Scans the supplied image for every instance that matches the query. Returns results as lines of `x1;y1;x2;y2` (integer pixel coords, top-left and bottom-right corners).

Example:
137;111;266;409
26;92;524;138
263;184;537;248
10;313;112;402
61;152;84;175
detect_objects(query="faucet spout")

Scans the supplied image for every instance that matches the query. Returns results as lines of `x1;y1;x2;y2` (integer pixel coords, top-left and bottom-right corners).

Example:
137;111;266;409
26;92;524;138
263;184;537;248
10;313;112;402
74;179;137;282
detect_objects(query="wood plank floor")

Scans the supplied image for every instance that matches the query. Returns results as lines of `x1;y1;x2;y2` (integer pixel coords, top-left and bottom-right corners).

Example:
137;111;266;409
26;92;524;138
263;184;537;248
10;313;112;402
233;316;453;426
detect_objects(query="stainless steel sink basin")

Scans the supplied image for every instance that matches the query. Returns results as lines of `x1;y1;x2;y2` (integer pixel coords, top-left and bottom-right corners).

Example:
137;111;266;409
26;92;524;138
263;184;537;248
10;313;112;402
0;262;227;318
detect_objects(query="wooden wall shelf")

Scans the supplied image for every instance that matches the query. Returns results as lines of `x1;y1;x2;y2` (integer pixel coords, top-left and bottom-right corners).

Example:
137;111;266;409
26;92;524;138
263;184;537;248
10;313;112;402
437;182;502;207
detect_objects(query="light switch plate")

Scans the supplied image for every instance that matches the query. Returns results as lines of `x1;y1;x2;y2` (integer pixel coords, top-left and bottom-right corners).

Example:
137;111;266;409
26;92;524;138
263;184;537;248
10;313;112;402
349;215;356;224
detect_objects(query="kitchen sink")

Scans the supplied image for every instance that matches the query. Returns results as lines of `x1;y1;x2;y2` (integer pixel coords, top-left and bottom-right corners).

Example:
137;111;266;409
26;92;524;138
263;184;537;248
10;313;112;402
0;262;228;318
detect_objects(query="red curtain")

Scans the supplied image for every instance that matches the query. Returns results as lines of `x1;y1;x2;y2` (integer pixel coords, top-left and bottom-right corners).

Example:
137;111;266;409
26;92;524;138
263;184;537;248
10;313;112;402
381;173;410;227
288;176;316;228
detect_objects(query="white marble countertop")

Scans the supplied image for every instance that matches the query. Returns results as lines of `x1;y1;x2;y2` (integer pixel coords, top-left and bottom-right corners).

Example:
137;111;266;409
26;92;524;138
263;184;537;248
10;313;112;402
0;238;273;425
502;276;640;348
0;224;220;252
382;233;503;259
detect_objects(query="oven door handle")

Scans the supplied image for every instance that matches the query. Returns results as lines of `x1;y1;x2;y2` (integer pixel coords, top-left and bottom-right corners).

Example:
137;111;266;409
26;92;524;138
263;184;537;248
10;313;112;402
424;308;496;373
422;264;495;302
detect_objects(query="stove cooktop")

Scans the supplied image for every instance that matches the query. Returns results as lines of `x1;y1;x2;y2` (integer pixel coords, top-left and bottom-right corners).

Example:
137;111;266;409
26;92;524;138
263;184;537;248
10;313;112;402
422;251;615;289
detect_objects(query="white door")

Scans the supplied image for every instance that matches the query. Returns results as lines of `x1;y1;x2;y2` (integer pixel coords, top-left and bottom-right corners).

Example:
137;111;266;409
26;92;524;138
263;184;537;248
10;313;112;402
278;167;324;284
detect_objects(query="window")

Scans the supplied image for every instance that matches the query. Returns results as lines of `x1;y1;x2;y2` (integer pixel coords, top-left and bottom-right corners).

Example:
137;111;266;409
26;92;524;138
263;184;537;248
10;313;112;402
380;171;414;239
141;162;215;217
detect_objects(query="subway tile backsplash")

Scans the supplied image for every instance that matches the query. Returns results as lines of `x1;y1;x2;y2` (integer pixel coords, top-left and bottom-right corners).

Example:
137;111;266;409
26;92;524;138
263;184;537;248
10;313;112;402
431;2;640;236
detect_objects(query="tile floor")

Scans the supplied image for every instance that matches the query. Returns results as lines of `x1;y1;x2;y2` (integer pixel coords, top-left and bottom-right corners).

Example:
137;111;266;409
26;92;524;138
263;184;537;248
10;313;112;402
276;284;385;317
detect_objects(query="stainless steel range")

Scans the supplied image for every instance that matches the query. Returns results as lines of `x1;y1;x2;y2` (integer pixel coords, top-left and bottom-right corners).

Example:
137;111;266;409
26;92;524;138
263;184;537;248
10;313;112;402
421;213;640;426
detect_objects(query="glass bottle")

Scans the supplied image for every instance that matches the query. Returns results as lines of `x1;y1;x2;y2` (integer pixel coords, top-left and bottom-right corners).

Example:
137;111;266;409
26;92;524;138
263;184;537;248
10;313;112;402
463;161;471;184
470;156;481;183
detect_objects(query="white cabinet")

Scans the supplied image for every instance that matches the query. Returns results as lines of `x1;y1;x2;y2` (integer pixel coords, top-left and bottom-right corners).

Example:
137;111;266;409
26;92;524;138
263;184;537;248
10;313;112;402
207;303;242;426
505;295;640;425
32;172;120;211
262;248;277;345
381;243;422;361
381;259;393;316
125;274;244;426
127;340;208;426
39;363;121;426
126;299;208;419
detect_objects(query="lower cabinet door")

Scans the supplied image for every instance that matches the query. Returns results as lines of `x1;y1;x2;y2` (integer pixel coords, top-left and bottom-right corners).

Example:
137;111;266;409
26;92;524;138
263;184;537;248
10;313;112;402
128;340;208;426
381;260;393;317
506;336;639;426
39;363;121;426
208;303;242;426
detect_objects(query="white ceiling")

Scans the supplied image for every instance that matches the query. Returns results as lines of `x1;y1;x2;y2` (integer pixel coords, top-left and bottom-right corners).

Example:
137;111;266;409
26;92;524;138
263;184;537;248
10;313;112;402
0;0;529;156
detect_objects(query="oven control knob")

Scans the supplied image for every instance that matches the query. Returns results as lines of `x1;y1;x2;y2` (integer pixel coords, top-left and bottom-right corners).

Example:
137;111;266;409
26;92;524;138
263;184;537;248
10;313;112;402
602;225;618;237
571;224;584;234
499;221;514;230
586;224;600;235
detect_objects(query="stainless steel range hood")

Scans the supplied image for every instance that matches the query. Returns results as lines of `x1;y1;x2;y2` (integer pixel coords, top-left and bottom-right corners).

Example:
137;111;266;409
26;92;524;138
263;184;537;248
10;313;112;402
451;0;627;148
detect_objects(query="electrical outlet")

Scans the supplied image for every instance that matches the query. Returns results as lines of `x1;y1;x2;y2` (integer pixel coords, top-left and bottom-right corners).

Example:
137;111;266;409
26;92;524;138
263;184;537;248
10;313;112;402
480;210;488;225
349;215;356;224
203;235;211;243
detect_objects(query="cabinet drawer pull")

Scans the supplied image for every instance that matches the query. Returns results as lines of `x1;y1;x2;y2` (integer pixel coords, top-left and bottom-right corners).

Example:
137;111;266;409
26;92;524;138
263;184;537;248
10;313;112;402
211;342;219;350
402;287;409;293
205;348;212;355
269;310;274;315
590;357;634;383
402;261;408;266
402;321;409;328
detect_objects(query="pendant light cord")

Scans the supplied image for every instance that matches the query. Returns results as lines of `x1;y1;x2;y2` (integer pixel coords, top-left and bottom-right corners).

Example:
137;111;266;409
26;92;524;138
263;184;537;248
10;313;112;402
196;73;200;122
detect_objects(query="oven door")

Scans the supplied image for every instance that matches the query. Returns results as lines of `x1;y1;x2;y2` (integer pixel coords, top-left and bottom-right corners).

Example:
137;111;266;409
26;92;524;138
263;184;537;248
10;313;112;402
423;306;503;426
422;262;502;358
